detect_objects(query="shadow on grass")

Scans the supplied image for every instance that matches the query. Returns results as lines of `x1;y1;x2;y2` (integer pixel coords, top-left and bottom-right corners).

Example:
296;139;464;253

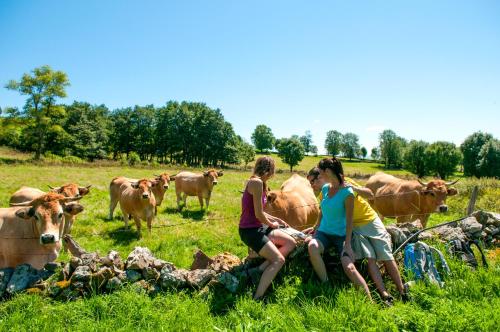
107;226;140;245
163;207;206;221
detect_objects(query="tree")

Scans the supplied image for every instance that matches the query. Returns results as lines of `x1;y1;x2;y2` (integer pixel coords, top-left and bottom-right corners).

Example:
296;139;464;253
342;132;360;160
5;65;70;160
310;145;318;156
325;130;343;156
460;131;494;177
477;139;500;178
63;102;110;161
371;147;380;161
300;130;314;155
425;141;462;179
251;125;275;153
403;140;429;177
238;139;256;168
379;129;405;169
276;137;305;172
360;147;367;159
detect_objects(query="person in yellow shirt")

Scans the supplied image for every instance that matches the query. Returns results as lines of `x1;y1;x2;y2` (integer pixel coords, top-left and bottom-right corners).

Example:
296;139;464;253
305;167;407;303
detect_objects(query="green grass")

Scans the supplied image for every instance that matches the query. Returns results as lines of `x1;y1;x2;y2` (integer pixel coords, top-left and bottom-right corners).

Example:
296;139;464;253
0;163;499;331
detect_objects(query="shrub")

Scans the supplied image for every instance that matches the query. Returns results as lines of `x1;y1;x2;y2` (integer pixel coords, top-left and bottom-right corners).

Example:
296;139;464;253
127;152;141;166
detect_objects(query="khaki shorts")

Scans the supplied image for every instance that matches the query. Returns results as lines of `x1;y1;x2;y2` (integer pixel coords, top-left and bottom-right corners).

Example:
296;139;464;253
351;217;394;261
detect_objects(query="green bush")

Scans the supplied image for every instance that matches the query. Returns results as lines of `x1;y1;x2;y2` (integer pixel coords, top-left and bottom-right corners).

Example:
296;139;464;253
127;152;141;166
62;155;84;164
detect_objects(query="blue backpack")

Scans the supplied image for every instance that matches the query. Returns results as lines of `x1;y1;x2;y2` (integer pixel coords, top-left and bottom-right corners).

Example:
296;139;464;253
404;241;450;287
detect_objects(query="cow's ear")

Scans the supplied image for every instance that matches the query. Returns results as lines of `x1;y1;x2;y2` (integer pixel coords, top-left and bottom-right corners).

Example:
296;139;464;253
203;171;209;177
447;188;458;196
15;207;34;219
150;180;159;187
267;192;277;203
130;182;139;189
170;176;175;181
217;171;224;177
78;185;91;196
65;203;84;215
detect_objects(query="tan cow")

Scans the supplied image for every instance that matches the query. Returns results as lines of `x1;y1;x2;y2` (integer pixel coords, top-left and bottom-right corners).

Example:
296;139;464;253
365;172;459;228
108;173;174;219
264;174;319;230
116;178;158;237
0;193;84;269
9;184;91;236
174;169;223;210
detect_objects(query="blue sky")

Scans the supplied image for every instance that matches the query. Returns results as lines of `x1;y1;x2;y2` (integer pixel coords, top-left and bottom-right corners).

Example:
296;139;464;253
1;1;499;153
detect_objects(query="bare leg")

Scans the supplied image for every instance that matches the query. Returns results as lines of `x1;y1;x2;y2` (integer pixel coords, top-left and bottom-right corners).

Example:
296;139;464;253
308;239;328;282
341;256;372;301
257;230;296;271
254;242;285;299
383;260;405;294
367;258;389;297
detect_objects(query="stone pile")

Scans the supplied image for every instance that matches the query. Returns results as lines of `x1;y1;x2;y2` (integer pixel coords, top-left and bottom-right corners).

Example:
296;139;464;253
0;235;246;301
385;210;500;248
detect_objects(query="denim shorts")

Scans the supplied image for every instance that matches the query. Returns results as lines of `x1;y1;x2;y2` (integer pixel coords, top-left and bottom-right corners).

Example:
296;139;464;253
313;230;345;255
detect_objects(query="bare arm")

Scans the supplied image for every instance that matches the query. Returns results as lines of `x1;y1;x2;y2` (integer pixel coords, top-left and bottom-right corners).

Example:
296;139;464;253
343;195;355;259
247;179;278;228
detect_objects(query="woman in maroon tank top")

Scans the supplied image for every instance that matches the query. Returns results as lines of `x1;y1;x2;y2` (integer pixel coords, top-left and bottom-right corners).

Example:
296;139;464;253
239;156;296;300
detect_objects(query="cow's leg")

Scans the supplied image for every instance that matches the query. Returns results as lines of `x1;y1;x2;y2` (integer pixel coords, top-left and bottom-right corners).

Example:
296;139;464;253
198;195;204;210
176;191;183;211
109;195;119;220
133;216;142;238
155;205;158;216
183;193;188;208
147;216;153;234
205;193;211;210
121;207;130;229
417;214;429;228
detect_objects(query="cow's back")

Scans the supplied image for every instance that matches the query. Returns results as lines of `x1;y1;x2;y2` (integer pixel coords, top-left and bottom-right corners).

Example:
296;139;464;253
175;172;203;196
371;175;424;218
9;187;45;205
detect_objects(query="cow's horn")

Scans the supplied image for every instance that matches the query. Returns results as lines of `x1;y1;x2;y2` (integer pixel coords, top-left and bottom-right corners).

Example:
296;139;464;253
10;200;33;207
61;196;82;203
417;179;429;187
85;185;92;189
445;179;459;186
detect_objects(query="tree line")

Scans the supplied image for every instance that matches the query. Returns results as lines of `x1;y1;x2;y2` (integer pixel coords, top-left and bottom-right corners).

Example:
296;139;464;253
1;66;255;167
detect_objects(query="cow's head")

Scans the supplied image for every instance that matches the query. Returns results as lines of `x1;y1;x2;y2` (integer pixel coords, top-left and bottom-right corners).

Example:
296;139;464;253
154;173;175;190
12;192;84;245
203;169;223;186
418;179;459;213
48;183;92;198
130;179;158;200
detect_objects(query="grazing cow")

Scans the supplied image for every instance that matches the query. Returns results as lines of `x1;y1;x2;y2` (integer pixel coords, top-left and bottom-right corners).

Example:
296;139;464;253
108;173;174;219
0;193;84;269
365;172;459;228
264;174;319;230
9;184;91;236
117;178;158;237
174;170;223;210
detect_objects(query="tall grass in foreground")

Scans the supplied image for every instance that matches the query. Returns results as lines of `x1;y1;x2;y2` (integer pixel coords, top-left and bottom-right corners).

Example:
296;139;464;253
0;164;498;331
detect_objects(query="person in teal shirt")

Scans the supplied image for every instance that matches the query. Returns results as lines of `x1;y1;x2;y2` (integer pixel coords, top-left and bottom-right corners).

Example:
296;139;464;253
305;157;372;301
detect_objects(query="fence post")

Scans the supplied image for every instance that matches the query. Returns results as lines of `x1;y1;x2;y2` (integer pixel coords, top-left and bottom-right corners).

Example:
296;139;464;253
466;186;479;216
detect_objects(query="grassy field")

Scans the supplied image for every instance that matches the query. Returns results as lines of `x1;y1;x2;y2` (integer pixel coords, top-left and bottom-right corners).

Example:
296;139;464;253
0;162;499;331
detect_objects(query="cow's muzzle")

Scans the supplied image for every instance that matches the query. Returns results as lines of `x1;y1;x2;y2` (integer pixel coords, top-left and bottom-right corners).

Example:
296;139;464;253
163;185;169;189
212;182;218;186
142;194;150;199
438;205;448;213
40;234;56;244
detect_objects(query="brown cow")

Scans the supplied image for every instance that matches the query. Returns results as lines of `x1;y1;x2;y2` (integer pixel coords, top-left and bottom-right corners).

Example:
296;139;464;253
0;193;84;269
9;184;90;236
264;174;319;230
365;172;459;228
116;178;158;237
174;170;223;210
109;173;174;219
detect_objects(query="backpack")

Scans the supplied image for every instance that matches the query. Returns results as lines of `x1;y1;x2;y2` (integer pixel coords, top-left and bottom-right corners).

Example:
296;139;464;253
447;239;488;269
404;241;450;287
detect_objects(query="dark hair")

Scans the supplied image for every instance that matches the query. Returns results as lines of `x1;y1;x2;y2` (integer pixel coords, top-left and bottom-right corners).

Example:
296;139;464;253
308;167;320;180
252;156;275;191
318;157;344;185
